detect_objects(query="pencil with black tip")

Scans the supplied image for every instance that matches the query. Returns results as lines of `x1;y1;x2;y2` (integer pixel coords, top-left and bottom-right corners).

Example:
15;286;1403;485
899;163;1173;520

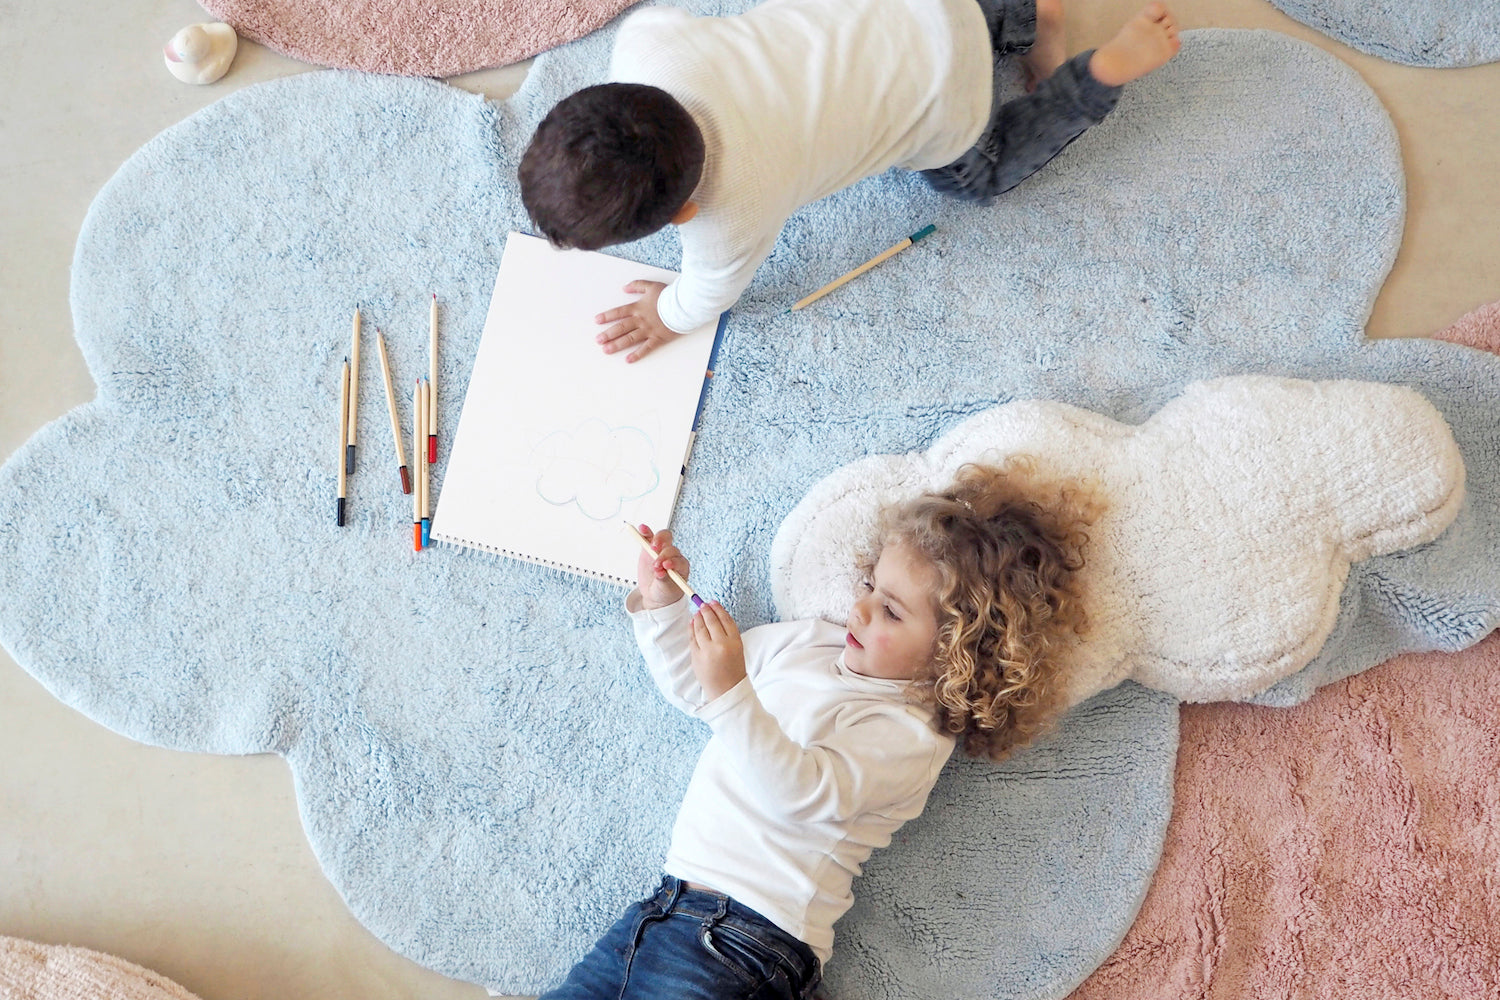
428;294;438;465
375;329;411;494
347;308;361;474
412;378;423;551
337;358;350;527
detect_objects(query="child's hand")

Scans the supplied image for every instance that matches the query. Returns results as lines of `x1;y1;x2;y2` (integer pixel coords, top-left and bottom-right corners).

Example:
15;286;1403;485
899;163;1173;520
635;524;690;610
596;280;677;363
689;601;747;701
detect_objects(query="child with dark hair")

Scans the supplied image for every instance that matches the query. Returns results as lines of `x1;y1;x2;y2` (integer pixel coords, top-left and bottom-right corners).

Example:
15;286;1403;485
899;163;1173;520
536;459;1097;999
519;0;1179;362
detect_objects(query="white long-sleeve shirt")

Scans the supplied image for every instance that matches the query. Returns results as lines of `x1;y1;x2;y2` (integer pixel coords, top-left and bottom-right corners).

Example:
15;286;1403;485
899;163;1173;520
608;0;992;332
627;593;956;964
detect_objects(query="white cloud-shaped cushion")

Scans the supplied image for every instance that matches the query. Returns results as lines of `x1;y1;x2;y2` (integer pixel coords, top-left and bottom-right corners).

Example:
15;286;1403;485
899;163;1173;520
772;376;1465;705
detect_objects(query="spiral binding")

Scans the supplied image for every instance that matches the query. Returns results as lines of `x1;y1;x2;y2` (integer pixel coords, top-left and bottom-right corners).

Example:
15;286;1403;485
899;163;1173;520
429;530;633;587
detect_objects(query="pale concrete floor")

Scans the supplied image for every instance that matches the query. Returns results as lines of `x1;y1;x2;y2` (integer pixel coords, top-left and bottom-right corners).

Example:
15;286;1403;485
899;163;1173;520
0;0;1495;998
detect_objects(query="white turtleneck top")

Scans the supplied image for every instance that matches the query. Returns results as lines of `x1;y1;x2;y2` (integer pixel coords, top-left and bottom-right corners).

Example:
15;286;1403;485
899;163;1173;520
609;0;992;332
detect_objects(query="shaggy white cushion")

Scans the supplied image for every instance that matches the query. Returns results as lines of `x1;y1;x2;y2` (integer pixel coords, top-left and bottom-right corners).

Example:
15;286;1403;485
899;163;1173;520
771;376;1466;705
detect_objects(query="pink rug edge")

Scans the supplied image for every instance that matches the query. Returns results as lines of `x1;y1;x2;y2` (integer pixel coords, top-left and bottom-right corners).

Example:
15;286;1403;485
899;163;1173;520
197;0;639;77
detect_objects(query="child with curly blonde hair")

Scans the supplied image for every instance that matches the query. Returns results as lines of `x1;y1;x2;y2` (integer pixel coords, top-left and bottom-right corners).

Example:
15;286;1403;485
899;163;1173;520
538;458;1095;1000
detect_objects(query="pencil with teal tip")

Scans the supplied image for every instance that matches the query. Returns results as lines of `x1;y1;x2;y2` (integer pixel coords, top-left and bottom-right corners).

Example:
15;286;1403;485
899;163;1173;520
625;522;704;608
789;223;936;312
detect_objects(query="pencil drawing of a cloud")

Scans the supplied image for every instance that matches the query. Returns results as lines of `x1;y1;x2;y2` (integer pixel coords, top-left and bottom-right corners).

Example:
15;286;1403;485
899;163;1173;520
531;418;660;520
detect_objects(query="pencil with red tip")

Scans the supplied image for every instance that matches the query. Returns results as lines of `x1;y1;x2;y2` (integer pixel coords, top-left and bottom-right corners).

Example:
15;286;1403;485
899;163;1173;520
428;294;439;465
625;522;704;608
412;378;423;551
420;378;432;548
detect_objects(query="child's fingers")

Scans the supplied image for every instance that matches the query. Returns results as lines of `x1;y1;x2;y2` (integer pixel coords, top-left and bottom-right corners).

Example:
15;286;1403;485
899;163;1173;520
625;338;661;364
689;609;710;648
702;601;736;636
597;318;641;349
694;603;723;641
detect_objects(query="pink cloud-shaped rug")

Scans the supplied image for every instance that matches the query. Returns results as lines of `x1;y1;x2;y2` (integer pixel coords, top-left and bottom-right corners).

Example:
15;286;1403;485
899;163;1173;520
0;936;204;1000
1065;301;1500;1000
198;0;639;76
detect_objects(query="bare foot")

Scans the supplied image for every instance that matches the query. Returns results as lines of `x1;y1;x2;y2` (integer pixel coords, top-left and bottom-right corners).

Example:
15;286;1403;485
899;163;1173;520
1088;2;1181;88
1024;0;1067;92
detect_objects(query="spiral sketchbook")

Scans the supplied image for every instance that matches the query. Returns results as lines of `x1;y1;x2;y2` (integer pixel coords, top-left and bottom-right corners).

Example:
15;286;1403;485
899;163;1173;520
431;232;725;586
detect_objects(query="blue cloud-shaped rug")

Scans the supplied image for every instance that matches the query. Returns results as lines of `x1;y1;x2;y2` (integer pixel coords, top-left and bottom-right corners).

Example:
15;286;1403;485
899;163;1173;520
1265;0;1500;67
2;7;1499;1000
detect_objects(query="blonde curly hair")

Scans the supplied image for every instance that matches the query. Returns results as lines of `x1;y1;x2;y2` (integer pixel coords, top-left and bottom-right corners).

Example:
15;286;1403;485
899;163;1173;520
865;458;1100;761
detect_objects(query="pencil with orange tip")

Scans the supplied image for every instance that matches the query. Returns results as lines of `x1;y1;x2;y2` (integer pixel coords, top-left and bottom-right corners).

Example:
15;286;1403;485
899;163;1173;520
428;294;438;465
375;329;411;494
347;308;361;473
337;358;350;527
412;378;423;551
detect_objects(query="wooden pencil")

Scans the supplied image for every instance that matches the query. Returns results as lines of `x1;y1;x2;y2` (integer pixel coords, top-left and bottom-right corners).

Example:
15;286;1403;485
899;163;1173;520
624;522;703;608
419;378;432;548
347;308;361;473
412;378;423;551
790;224;936;312
428;294;438;465
337;358;349;527
375;329;411;494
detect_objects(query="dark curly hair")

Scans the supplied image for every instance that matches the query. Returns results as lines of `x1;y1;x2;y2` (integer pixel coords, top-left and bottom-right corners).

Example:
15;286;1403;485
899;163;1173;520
519;83;705;251
866;458;1099;761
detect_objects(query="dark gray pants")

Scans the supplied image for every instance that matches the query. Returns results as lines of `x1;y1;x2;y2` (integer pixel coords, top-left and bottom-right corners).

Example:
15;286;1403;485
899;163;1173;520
923;0;1123;202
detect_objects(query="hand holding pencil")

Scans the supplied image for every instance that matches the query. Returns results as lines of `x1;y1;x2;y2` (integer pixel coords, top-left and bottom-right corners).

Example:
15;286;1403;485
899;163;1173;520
630;524;701;610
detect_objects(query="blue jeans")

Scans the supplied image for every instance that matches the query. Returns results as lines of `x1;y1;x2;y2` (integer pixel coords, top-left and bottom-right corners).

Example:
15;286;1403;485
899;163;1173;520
923;0;1123;202
537;877;823;1000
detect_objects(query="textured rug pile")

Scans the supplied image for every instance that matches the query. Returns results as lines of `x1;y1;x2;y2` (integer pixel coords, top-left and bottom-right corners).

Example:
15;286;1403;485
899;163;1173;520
196;0;638;75
2;5;1499;999
0;936;204;1000
1062;306;1500;1000
1068;632;1500;998
1265;0;1500;66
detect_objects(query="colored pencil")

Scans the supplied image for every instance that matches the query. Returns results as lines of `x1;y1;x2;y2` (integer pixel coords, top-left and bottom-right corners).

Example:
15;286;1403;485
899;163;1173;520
428;294;438;465
347;308;361;474
337;358;349;526
624;522;703;608
420;378;432;548
412;378;423;551
375;329;411;494
789;224;936;312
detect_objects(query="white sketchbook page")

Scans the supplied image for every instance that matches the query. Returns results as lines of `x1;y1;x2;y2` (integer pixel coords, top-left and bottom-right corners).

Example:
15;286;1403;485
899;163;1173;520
432;232;719;585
